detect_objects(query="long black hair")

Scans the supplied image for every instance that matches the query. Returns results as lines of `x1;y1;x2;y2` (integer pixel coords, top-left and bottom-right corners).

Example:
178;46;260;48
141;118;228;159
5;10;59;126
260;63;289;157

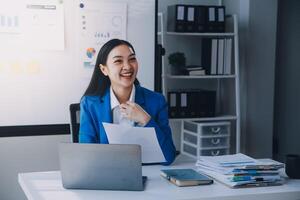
83;39;140;97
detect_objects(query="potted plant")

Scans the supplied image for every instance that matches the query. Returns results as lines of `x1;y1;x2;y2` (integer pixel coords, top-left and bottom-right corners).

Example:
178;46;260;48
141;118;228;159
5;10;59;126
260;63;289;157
168;52;186;75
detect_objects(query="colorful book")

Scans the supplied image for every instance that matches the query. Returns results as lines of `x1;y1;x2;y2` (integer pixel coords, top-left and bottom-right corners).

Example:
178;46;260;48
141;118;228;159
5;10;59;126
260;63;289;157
160;169;213;187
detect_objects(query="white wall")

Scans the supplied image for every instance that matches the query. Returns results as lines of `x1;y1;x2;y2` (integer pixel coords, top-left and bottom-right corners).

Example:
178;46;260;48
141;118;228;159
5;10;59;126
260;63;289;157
223;0;278;158
0;135;69;200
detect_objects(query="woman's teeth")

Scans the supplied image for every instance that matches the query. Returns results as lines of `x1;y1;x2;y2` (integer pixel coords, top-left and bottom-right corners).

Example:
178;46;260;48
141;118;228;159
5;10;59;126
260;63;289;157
120;72;133;77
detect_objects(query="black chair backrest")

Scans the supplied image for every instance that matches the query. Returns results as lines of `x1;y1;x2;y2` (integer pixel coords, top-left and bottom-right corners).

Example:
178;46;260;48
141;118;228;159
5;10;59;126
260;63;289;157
69;103;80;143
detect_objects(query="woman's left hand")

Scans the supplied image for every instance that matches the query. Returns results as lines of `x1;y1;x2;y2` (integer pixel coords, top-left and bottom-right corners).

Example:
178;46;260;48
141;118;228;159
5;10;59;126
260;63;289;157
119;101;151;126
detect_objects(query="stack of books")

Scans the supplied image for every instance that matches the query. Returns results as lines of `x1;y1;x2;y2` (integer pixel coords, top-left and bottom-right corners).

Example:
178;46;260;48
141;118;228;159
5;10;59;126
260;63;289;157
186;66;206;76
195;153;284;188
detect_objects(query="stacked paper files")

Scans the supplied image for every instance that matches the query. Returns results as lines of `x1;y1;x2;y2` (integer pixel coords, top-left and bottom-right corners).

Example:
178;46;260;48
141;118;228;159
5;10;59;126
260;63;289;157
195;153;284;188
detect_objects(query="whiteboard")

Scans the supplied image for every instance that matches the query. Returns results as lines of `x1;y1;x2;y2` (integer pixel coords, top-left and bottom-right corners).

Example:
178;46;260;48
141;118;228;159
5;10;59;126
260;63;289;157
0;0;156;126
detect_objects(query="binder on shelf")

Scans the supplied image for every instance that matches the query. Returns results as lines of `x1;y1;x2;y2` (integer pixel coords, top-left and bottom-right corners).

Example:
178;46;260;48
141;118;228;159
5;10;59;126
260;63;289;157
186;5;195;32
201;39;218;75
197;90;216;117
206;6;217;32
217;39;225;75
167;5;226;33
168;91;178;118
194;6;207;32
211;39;218;75
167;5;186;32
206;6;226;32
201;39;211;75
224;38;232;75
179;92;190;117
216;6;226;32
168;90;216;118
168;91;191;118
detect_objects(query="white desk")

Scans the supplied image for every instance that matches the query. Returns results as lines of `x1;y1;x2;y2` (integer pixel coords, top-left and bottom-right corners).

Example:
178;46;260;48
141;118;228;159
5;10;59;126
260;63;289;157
19;157;300;200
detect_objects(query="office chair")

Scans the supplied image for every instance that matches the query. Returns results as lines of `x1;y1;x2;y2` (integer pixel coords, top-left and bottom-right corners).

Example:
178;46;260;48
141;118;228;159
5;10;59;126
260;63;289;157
69;103;80;143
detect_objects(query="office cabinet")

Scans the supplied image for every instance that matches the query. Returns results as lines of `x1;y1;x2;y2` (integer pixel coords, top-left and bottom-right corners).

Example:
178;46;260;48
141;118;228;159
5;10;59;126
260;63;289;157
181;121;230;159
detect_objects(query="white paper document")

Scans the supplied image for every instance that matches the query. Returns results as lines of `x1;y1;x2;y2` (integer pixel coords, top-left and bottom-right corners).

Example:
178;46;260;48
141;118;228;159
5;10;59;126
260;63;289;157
103;122;166;164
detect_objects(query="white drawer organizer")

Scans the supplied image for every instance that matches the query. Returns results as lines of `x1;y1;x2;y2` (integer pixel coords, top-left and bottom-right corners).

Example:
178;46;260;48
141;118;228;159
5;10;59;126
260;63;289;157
181;121;231;159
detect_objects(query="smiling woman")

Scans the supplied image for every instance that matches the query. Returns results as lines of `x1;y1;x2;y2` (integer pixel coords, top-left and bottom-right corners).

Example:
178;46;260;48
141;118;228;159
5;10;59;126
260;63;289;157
79;39;176;165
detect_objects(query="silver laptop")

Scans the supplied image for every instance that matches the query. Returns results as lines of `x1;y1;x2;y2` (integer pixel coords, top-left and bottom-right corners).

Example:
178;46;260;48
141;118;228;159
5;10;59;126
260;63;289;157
59;143;146;191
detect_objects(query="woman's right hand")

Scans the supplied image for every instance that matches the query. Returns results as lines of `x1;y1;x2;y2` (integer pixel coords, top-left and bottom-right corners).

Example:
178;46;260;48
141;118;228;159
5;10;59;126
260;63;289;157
120;101;151;126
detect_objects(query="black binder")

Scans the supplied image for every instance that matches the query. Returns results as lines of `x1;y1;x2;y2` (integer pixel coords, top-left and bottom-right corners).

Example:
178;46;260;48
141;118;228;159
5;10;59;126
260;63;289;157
168;90;216;118
216;6;226;32
167;4;226;33
167;5;186;32
201;38;212;75
194;6;207;32
206;6;217;32
186;5;196;32
206;6;226;32
197;90;216;117
201;38;218;75
168;91;192;118
168;91;179;118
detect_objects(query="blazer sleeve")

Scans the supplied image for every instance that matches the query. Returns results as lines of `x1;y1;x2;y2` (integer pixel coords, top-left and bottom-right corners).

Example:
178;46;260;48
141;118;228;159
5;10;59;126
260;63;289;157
145;95;176;165
79;97;98;143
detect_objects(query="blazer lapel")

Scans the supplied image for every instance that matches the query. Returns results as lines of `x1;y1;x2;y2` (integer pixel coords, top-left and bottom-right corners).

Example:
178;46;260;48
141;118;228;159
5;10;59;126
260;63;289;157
98;89;112;143
99;89;113;123
135;85;145;108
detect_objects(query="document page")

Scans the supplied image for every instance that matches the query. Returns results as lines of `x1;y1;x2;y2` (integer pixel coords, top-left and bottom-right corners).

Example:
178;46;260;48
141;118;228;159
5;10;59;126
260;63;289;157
103;122;166;163
199;153;257;167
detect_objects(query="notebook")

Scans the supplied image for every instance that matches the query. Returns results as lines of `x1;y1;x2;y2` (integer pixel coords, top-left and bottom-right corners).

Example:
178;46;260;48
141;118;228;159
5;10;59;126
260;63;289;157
59;143;146;191
160;168;213;187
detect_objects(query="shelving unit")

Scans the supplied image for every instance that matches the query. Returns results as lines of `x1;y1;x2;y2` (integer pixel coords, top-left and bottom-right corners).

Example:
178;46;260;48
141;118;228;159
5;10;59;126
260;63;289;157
157;14;241;153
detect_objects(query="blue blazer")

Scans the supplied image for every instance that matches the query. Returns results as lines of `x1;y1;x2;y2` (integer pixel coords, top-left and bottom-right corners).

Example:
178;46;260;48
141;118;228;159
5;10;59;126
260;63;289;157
79;85;176;165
